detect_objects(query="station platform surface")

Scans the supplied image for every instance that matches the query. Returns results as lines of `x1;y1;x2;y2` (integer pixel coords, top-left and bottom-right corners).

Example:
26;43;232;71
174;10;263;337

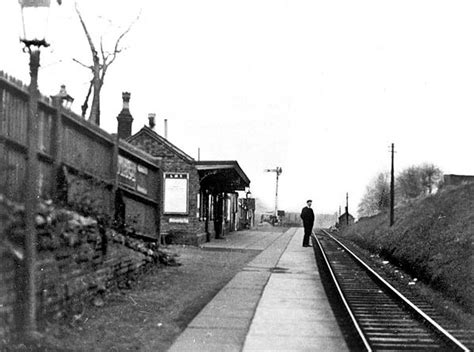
168;227;349;352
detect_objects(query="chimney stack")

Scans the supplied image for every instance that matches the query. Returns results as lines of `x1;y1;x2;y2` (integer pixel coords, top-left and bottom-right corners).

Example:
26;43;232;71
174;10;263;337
116;92;133;139
148;113;156;130
164;118;168;139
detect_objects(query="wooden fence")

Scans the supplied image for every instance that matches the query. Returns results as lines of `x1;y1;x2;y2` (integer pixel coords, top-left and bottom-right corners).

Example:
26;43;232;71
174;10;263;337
0;71;162;238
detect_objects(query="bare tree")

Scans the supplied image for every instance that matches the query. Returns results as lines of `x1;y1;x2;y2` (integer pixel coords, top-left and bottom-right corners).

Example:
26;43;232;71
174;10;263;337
73;3;138;125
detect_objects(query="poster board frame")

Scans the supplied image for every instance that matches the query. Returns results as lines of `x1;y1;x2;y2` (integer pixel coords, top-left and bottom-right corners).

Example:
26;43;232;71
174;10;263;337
163;172;189;215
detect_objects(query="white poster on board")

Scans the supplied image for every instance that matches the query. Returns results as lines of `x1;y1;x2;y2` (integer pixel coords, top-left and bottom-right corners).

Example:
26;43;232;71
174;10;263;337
164;173;188;214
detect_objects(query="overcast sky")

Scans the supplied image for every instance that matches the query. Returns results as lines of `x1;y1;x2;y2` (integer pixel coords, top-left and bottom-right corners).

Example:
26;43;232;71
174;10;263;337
1;0;473;215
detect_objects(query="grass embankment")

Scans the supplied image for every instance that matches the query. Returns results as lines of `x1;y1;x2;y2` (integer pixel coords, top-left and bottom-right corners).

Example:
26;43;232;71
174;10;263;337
341;182;474;312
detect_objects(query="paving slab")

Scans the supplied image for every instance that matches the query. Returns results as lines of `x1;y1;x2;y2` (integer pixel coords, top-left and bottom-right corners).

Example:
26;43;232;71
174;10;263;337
243;335;348;352
170;327;247;352
201;229;289;252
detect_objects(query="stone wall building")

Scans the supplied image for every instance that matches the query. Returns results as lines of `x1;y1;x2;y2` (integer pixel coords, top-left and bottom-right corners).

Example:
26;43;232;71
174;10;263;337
126;124;205;244
338;212;355;227
117;106;251;245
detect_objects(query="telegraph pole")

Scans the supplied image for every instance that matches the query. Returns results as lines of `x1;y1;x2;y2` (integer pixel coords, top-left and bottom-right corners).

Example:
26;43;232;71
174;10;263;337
264;167;282;219
346;192;349;225
390;143;395;226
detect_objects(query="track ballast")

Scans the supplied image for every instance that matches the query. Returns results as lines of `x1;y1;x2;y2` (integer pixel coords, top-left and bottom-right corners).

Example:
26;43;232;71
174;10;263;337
313;230;472;351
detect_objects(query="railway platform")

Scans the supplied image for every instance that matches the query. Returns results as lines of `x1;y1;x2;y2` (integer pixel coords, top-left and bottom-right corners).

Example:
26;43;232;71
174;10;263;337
168;227;349;352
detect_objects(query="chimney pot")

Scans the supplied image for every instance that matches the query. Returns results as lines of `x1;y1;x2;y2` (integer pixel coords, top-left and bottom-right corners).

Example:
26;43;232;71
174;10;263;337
148;113;156;130
122;92;131;109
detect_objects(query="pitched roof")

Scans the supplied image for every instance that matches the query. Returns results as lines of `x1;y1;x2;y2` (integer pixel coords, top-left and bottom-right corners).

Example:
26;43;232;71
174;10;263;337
196;160;251;189
127;126;194;162
118;138;162;169
338;212;355;220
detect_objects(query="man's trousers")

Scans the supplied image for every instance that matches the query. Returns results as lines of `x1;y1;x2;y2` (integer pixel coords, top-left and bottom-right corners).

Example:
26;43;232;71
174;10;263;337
302;225;312;246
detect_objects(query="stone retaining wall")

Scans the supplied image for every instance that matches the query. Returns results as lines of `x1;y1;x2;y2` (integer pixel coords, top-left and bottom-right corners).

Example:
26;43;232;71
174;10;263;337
0;202;159;340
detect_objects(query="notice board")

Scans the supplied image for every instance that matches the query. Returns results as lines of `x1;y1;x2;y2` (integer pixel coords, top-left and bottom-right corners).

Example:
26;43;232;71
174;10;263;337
164;173;189;214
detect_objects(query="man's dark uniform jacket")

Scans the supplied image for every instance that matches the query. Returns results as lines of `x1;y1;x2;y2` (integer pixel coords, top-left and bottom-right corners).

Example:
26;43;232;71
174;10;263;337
300;206;314;247
300;206;315;227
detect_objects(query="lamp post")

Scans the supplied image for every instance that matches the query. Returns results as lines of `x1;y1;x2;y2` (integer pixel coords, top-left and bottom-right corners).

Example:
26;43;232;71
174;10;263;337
54;84;74;109
245;190;252;228
18;0;53;340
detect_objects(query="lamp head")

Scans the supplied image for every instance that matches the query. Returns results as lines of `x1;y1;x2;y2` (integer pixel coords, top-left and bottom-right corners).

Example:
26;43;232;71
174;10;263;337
53;84;74;109
19;0;52;48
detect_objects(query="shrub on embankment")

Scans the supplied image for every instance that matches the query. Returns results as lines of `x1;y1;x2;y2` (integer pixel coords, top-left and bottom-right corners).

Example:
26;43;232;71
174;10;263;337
340;182;474;312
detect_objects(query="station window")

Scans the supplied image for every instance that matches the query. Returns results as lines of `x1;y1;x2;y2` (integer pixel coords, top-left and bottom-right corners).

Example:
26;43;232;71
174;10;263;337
196;193;200;219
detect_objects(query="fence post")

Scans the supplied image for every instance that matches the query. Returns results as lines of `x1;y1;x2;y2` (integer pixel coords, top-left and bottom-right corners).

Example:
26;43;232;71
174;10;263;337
51;97;63;166
51;96;67;205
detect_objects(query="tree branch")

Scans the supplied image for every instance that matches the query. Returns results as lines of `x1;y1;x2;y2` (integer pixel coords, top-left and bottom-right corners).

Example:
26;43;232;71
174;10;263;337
107;11;140;67
81;79;93;118
72;58;92;70
100;36;108;64
75;2;99;65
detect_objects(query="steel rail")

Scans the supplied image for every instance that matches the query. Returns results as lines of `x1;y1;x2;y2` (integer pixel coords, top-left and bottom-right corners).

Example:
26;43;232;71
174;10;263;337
320;229;470;352
312;233;373;351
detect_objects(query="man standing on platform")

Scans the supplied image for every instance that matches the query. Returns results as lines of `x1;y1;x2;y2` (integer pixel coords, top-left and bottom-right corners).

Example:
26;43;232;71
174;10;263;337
300;200;314;247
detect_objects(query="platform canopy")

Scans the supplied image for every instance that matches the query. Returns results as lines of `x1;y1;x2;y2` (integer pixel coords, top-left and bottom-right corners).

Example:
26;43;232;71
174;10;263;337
196;160;250;193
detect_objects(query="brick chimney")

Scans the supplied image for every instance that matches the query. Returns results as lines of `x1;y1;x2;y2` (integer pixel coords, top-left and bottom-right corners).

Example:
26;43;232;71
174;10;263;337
116;92;133;139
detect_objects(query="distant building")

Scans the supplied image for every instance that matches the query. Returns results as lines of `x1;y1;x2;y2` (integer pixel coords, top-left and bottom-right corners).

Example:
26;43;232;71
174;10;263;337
279;212;300;226
443;174;474;187
338;212;355;227
238;197;255;229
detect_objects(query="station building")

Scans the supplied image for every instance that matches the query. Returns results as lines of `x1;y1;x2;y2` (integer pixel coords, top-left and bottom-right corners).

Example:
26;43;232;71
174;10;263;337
116;96;251;245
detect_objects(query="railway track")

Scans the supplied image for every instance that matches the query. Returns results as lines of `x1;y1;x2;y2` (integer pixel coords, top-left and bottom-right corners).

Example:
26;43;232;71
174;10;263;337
313;229;473;351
